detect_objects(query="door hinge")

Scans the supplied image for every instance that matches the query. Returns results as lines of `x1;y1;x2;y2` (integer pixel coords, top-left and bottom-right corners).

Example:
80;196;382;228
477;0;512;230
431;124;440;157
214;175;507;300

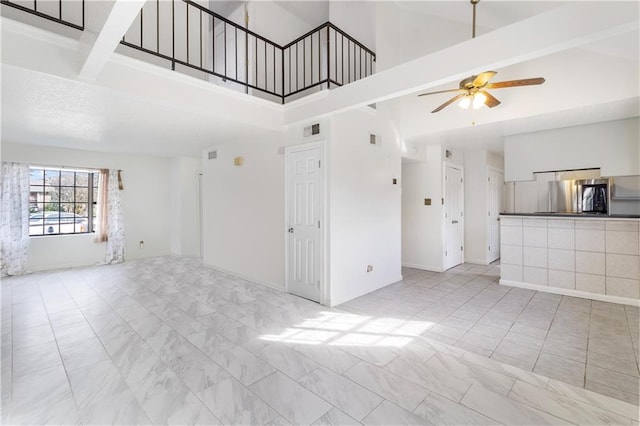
461;178;463;183
441;198;444;205
318;160;321;168
317;220;320;228
489;245;491;251
445;251;448;256
445;213;447;218
461;212;463;217
488;177;490;182
461;246;464;251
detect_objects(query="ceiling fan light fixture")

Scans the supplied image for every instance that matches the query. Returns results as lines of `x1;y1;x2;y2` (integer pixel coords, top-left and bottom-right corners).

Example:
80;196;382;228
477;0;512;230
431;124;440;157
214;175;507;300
473;92;487;109
458;95;472;109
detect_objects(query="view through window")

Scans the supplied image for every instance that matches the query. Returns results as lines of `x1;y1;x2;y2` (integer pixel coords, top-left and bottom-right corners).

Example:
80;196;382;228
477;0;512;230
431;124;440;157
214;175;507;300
29;167;99;236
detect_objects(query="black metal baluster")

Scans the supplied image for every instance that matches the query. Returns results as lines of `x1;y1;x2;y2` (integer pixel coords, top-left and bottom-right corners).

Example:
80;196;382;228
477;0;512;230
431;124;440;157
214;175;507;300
58;0;61;20
336;30;338;81
288;48;291;95
255;36;258;86
212;16;216;73
224;23;227;78
296;43;298;91
311;33;313;84
200;10;203;68
235;27;238;79
156;0;159;53
263;41;267;90
186;4;189;63
82;0;84;29
273;45;276;92
341;34;344;85
171;0;175;70
140;6;143;48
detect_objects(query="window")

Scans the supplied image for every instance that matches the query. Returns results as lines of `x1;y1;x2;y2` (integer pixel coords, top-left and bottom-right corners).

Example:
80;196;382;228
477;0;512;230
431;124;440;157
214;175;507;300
29;167;99;236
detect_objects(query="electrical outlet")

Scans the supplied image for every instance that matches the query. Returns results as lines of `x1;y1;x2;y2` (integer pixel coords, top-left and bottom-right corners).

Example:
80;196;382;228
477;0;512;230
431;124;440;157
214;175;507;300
139;240;144;249
366;265;373;272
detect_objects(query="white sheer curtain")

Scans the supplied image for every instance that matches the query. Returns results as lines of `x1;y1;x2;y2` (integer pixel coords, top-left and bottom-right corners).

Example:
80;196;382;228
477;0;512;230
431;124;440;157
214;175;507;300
98;169;125;264
0;162;31;276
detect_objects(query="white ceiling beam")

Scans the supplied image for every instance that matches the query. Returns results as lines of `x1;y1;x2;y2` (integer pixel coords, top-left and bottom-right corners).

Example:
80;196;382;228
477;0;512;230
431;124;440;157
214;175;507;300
283;2;639;125
78;0;146;81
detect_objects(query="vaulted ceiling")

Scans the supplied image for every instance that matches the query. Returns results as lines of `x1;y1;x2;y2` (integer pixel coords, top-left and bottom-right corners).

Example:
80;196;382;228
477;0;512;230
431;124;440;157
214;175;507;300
1;1;638;156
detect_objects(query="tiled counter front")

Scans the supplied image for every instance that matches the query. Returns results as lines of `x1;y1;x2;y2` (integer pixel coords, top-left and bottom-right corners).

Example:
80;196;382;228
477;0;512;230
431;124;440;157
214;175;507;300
500;216;640;306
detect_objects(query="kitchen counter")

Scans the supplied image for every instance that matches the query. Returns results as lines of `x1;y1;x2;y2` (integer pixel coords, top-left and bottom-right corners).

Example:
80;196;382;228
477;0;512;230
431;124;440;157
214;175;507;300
501;212;640;219
499;214;640;306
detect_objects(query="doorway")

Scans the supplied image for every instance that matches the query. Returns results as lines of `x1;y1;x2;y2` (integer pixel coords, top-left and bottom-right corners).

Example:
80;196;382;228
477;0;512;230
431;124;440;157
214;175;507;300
285;142;324;303
444;164;464;270
487;168;504;263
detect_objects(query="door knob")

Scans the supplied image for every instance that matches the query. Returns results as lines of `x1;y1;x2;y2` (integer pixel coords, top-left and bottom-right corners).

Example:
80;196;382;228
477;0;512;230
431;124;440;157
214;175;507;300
288;228;294;233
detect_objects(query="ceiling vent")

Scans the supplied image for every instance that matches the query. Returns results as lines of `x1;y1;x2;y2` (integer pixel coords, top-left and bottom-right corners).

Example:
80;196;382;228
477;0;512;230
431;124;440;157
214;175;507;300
208;150;217;160
304;123;320;137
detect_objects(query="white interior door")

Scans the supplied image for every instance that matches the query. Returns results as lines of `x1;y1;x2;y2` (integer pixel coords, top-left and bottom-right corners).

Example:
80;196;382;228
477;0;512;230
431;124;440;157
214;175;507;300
444;165;464;270
286;144;323;303
487;169;504;263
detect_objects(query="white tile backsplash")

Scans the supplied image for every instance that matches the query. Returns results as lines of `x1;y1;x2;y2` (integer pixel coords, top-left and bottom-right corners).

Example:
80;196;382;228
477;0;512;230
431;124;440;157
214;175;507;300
548;270;575;289
501;226;523;246
523;267;547;286
548;228;575;250
606;231;639;256
523;227;547;248
576;273;605;295
548;219;575;229
575;251;605;275
605;220;640;232
606;277;640;299
575;230;605;253
523;247;547;268
523;218;547;228
574;220;605;230
501;217;523;227
501;264;523;282
501;217;640;303
501;245;523;266
548;249;575;272
606;254;640;280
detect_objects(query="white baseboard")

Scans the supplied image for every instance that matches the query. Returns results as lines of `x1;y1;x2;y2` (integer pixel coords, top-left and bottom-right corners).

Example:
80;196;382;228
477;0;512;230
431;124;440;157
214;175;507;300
402;263;444;273
202;262;285;292
464;258;490;266
500;279;640;307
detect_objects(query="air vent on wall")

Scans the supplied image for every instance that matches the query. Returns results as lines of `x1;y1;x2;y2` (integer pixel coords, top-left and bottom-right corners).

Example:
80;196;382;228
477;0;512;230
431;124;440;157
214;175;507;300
208;150;217;160
304;123;320;137
370;134;377;145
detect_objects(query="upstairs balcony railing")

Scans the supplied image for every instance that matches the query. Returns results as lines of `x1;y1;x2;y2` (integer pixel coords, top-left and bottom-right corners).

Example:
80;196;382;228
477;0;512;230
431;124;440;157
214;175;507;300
120;0;375;104
0;0;84;30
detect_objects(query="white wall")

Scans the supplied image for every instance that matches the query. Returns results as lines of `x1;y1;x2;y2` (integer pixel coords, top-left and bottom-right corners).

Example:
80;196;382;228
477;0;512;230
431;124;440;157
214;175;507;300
2;143;171;271
200;107;402;306
375;2;467;71
329;2;376;52
463;150;505;264
328;107;402;306
200;124;320;290
170;157;201;257
464;150;488;264
505;118;640;182
401;145;445;272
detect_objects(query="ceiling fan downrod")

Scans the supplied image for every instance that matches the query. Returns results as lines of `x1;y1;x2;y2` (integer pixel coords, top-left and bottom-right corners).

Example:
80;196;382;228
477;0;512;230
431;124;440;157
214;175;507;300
471;0;480;38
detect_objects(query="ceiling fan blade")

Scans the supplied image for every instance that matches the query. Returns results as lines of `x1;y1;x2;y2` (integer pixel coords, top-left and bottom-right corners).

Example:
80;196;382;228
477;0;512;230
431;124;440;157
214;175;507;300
485;77;545;89
418;88;462;97
431;93;466;113
472;71;497;87
479;90;501;108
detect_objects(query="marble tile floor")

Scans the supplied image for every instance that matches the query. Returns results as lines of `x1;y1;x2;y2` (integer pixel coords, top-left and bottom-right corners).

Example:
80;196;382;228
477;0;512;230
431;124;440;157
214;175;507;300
342;264;640;406
0;256;637;425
